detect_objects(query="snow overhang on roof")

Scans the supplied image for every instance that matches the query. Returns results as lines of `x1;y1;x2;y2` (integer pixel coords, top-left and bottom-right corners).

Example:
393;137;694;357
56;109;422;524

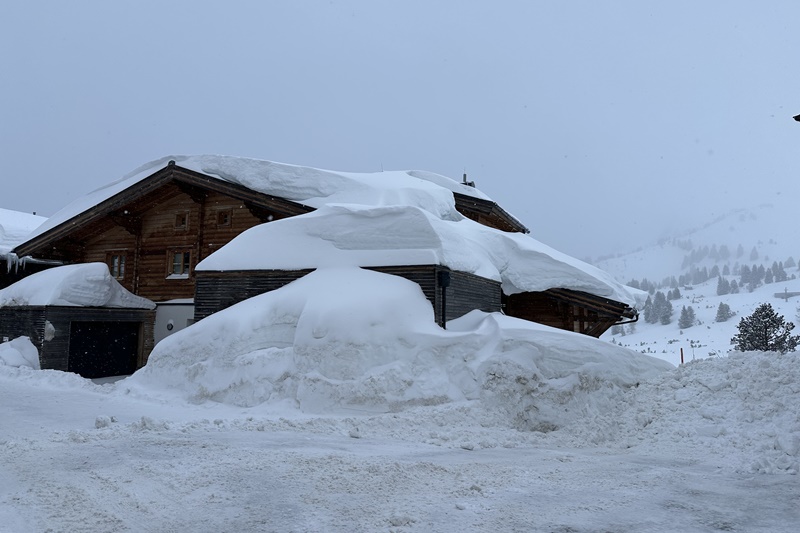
0;263;155;309
0;208;46;256
196;204;637;307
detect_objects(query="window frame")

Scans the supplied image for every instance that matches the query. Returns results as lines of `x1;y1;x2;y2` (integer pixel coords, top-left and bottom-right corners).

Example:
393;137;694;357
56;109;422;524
166;249;192;279
174;211;189;231
215;208;233;227
106;252;128;281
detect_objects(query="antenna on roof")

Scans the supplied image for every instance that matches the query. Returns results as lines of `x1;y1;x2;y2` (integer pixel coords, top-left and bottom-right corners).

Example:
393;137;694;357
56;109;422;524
462;172;475;188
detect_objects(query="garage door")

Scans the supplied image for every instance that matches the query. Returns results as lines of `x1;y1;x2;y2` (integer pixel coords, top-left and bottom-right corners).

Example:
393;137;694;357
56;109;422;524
68;321;140;378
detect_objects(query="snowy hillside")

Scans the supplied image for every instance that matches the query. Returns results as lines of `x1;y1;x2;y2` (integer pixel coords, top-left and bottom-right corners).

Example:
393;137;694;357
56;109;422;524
591;198;800;366
595;199;797;284
601;273;800;366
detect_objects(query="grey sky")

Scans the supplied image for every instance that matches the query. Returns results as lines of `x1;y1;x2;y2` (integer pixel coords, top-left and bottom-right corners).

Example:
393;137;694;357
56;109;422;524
2;1;799;260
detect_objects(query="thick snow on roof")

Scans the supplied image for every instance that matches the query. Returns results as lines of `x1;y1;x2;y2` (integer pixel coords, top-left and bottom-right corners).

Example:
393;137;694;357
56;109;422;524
0;263;155;309
197;203;638;305
127;267;669;414
0;208;46;255
24;155;492;243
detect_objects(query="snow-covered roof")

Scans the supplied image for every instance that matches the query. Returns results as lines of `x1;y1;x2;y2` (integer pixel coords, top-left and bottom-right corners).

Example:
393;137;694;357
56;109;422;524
0;208;46;256
0;263;155;309
24;155;495;243
197;204;638;306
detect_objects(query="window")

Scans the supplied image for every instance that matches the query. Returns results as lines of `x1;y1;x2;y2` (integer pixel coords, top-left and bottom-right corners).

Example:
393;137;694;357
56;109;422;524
168;250;191;278
107;253;126;280
216;209;232;227
175;212;188;230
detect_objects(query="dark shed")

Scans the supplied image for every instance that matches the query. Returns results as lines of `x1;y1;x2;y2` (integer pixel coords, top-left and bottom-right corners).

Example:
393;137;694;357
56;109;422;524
0;306;155;378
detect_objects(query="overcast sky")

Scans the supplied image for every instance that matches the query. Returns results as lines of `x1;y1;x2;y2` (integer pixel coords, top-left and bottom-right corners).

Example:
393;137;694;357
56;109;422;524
2;1;800;260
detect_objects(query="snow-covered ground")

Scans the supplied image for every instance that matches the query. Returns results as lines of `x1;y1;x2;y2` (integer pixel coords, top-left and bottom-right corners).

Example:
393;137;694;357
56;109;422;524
602;272;800;367
2;268;798;532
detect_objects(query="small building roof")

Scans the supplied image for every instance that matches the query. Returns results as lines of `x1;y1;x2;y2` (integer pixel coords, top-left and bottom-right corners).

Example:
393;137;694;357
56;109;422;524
0;263;155;309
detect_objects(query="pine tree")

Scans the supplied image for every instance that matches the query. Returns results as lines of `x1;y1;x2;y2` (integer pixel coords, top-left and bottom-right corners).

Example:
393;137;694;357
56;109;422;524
642;296;655;324
651;291;668;324
716;276;730;296
678;306;696;329
715;302;734;322
729;279;740;294
660;300;673;325
731;303;800;353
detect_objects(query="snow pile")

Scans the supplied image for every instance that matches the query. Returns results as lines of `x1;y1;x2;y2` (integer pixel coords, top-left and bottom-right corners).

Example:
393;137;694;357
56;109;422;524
562;350;800;474
126;268;668;425
25;155;490;243
0;207;46;255
0;263;155;309
197;203;638;304
0;337;40;369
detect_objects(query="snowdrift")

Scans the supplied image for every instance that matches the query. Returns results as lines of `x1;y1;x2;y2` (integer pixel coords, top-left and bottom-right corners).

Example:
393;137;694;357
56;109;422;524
0;337;40;369
126;268;669;429
0;263;155;309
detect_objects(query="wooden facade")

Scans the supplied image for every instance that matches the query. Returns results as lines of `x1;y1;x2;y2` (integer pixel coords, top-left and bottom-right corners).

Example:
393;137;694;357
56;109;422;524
0;306;155;377
14;163;314;303
504;288;638;338
453;192;528;234
195;265;503;327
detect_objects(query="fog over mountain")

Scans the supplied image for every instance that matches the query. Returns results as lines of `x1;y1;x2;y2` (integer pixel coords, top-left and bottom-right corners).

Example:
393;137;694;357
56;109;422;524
593;195;800;365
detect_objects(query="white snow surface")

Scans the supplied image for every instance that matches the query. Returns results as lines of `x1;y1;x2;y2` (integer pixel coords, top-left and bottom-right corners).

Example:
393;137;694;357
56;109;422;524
0;263;155;309
0;336;40;369
197;203;638;304
1;267;797;531
0;207;46;255
24;154;491;243
126;268;667;418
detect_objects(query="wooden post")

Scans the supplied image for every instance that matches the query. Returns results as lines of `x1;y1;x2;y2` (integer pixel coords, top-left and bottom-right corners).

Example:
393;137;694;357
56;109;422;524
680;347;684;365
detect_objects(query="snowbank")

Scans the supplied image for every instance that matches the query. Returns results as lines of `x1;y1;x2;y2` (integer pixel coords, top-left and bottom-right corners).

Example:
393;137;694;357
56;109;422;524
126;268;669;426
196;203;637;305
0;263;155;309
0;337;40;369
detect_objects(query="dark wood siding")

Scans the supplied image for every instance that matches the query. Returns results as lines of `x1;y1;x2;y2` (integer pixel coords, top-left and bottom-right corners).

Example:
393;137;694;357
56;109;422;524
194;269;314;320
504;289;633;338
194;265;502;326
439;268;503;324
0;307;47;352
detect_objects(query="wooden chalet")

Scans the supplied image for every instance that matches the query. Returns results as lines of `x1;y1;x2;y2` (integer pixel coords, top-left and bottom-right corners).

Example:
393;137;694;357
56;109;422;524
8;157;637;375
